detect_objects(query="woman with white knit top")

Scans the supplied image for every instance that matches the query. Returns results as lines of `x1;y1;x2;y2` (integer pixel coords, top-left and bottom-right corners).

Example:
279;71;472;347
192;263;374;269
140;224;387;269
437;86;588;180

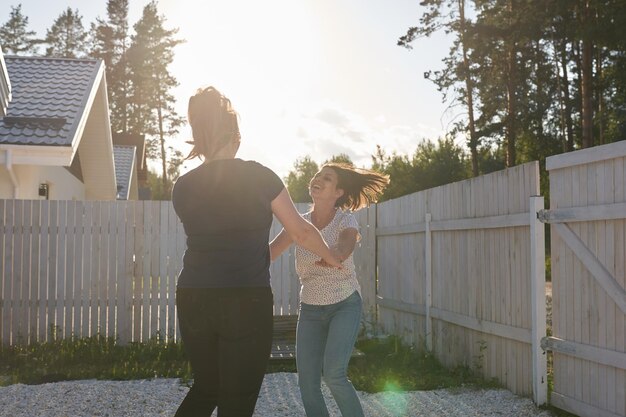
270;163;389;417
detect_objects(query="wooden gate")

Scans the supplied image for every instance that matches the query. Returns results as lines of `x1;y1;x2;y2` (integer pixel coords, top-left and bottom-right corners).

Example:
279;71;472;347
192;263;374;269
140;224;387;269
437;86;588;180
542;142;626;417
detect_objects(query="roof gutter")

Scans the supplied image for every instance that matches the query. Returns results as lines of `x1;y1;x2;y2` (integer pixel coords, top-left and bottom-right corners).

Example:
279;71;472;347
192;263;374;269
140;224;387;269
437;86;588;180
2;149;19;198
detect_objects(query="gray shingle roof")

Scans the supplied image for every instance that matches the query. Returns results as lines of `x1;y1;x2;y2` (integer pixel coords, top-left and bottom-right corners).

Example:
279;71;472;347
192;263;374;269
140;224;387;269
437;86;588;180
0;56;101;146
113;145;136;200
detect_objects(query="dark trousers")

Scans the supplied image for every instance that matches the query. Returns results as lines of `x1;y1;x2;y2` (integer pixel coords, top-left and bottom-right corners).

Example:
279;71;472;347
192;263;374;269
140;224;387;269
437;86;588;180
175;286;273;417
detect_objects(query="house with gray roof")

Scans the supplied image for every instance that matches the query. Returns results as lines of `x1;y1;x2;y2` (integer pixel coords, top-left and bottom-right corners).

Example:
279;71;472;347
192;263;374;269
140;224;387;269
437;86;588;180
0;51;9;117
113;144;138;200
0;48;137;201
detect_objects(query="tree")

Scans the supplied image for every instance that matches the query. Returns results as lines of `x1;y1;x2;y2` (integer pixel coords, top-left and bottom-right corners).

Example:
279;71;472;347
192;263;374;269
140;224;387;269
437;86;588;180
399;0;481;176
0;4;39;55
413;137;470;190
371;146;419;201
88;0;131;134
284;154;357;203
372;139;470;202
127;1;184;194
285;156;319;203
324;153;354;166
45;7;87;58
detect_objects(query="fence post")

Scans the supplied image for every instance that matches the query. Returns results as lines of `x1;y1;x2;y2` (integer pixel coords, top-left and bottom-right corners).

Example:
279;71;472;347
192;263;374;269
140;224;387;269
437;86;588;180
530;196;547;405
425;212;432;351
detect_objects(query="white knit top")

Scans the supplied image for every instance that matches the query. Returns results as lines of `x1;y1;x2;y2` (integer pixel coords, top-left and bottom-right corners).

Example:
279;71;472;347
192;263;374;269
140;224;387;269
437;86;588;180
296;209;361;305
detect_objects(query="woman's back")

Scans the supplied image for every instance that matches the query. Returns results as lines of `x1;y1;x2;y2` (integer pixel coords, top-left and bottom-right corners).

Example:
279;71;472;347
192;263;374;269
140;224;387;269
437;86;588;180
172;159;283;288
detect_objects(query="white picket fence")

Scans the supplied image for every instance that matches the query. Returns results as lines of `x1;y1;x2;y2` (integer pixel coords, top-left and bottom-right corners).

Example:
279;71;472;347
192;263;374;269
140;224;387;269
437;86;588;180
1;200;184;345
0;201;375;346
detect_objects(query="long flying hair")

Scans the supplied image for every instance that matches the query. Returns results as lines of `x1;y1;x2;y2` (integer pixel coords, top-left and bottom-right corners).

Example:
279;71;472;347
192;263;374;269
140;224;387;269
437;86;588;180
185;86;241;160
324;163;390;211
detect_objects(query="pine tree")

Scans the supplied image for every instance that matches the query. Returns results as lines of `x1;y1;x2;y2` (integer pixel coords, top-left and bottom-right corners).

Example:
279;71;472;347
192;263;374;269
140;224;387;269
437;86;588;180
88;0;131;134
0;4;39;55
127;1;184;192
399;0;481;175
45;7;87;58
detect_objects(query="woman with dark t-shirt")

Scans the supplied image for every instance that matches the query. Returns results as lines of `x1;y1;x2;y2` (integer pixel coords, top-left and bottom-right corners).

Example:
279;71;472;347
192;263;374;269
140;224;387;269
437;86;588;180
172;86;341;417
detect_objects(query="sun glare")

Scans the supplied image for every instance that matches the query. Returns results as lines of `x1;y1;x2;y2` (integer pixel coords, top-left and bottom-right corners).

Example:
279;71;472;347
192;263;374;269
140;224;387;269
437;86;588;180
160;0;325;176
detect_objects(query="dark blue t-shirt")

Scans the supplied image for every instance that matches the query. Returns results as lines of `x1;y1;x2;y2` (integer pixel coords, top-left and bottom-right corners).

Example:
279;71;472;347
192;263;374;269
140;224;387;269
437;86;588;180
172;159;284;288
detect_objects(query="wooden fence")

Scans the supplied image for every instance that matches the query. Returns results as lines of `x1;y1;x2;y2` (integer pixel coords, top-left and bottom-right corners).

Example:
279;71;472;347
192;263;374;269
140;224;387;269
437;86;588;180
375;161;546;400
542;142;626;417
3;153;625;414
0;200;376;345
1;200;185;345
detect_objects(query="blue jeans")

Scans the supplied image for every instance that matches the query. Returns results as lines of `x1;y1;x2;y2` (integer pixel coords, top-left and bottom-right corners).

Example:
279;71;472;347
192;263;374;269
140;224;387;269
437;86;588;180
296;291;364;417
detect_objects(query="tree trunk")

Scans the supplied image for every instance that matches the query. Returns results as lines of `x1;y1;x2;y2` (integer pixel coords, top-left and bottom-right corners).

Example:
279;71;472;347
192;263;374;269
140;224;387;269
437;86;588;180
559;40;575;152
459;0;479;176
553;38;567;150
595;47;604;145
581;0;594;148
157;102;168;191
505;0;517;167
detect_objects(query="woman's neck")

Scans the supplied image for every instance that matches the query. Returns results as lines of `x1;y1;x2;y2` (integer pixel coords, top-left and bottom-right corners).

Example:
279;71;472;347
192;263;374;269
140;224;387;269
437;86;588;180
203;141;239;163
311;202;337;229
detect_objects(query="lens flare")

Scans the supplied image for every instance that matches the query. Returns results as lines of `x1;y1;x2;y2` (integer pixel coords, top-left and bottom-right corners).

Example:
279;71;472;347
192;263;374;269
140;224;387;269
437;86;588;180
381;381;408;416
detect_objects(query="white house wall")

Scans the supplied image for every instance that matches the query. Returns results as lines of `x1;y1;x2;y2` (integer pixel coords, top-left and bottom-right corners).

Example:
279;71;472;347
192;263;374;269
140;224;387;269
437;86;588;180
0;164;84;200
77;74;116;201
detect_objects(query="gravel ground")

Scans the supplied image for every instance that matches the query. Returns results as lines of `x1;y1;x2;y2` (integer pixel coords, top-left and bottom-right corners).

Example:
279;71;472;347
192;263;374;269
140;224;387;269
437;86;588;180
0;372;555;417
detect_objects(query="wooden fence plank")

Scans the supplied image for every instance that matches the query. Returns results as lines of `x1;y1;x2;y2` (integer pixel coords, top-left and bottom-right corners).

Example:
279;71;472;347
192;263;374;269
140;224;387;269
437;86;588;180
530;196;548;404
141;201;152;342
37;200;49;342
81;202;92;338
122;201;135;344
166;201;178;341
0;200;5;344
55;201;67;339
64;201;75;339
607;158;626;415
158;201;168;339
133;202;145;342
25;200;38;345
91;202;103;336
72;201;84;338
101;201;117;337
553;223;626;314
149;202;160;340
29;200;41;344
15;200;27;345
2;200;13;345
116;201;130;344
47;201;58;340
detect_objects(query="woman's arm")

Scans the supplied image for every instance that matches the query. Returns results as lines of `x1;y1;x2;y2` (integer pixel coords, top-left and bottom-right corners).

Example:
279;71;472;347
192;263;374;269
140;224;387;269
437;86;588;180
269;228;293;261
333;228;358;261
315;227;358;267
270;188;342;268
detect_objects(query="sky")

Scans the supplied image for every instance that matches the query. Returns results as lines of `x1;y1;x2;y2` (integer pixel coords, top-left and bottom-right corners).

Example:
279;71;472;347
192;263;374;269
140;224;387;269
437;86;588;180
8;0;456;178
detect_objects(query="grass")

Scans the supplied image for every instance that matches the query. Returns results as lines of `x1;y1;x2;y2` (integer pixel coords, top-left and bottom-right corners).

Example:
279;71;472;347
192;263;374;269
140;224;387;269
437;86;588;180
0;333;495;392
349;337;499;392
266;336;499;393
0;333;192;386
